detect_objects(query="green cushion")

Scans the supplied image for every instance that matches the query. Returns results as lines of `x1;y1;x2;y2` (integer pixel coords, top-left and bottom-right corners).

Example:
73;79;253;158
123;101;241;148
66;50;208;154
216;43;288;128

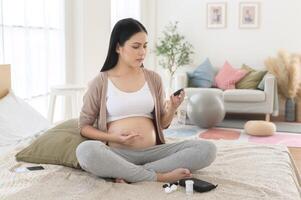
236;64;267;89
16;119;87;169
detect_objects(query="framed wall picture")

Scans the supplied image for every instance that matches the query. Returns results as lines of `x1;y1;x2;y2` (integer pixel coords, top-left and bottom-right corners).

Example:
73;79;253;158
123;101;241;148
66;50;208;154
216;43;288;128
207;3;227;28
239;2;260;28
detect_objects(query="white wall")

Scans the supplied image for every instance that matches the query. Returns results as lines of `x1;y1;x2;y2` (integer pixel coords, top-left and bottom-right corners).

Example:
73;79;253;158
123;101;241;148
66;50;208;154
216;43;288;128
154;0;301;70
65;0;111;85
140;0;158;71
65;0;156;85
66;0;301;86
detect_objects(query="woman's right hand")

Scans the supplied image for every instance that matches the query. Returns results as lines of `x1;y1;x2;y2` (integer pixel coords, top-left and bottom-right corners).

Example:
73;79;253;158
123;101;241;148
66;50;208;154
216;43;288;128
114;130;140;145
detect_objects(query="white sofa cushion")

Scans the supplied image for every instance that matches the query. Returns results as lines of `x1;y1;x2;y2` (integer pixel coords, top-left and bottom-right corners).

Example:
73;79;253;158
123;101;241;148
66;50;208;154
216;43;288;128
185;88;223;98
224;89;265;102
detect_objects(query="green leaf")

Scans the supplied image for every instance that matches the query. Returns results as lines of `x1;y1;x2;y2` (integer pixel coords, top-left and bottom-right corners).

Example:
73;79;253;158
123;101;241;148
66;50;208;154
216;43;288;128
155;21;194;72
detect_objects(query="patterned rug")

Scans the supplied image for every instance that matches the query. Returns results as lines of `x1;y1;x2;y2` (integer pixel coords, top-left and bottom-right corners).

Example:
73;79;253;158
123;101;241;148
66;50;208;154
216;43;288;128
163;124;301;147
217;119;301;134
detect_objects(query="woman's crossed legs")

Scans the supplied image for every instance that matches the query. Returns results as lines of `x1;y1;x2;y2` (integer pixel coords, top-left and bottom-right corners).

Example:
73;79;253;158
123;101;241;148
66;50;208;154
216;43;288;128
76;140;216;183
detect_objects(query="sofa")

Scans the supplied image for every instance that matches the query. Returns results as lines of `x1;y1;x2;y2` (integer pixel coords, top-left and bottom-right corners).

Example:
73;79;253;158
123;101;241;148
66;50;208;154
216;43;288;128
174;73;279;121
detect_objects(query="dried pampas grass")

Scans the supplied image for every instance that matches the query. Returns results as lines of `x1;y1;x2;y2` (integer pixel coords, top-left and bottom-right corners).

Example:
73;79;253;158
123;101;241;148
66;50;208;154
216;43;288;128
296;54;301;99
264;50;301;99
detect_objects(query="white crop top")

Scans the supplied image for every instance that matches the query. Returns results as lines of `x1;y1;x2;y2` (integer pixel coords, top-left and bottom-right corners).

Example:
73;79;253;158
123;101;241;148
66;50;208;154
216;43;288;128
106;79;155;123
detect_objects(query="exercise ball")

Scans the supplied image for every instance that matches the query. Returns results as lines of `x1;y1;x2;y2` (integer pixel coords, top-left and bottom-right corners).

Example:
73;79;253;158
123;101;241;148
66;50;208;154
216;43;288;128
187;92;225;128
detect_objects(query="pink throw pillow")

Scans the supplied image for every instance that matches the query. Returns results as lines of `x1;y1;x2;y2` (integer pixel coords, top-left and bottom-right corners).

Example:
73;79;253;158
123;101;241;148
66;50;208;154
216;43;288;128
214;61;248;90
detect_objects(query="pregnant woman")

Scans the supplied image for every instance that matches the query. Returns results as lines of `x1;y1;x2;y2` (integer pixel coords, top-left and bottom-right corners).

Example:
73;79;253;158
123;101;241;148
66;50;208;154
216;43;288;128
76;18;216;183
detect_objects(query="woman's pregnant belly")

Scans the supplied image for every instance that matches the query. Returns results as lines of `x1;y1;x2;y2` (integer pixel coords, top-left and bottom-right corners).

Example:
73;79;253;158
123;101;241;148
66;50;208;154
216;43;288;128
107;117;157;149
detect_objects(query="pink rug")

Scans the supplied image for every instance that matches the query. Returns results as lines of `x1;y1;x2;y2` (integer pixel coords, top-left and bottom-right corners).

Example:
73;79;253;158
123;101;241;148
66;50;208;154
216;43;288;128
198;128;301;147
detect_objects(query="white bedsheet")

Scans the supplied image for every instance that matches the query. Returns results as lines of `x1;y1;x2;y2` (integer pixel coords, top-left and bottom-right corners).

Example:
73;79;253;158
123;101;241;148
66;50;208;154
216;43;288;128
0;144;18;157
0;137;34;157
0;137;300;200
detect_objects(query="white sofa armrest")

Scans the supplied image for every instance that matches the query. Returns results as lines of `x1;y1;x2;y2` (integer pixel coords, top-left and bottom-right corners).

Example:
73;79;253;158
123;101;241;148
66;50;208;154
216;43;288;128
264;74;276;93
264;73;275;96
263;73;279;116
174;73;188;90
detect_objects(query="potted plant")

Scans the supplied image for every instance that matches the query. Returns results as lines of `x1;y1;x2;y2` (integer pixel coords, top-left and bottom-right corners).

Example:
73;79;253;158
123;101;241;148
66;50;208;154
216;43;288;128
155;21;194;95
265;50;301;121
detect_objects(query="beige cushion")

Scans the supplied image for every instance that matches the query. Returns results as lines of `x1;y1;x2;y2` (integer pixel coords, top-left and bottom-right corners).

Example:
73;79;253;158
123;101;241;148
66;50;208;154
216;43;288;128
244;120;276;136
16;119;87;168
236;64;267;89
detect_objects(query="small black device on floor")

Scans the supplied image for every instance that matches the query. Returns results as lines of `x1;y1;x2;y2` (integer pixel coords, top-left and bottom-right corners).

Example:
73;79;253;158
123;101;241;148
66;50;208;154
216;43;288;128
173;88;184;96
179;178;218;193
27;166;45;171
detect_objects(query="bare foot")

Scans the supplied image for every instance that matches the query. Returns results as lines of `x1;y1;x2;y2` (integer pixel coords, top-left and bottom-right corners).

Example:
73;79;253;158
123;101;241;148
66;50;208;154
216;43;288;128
157;168;192;182
115;178;128;184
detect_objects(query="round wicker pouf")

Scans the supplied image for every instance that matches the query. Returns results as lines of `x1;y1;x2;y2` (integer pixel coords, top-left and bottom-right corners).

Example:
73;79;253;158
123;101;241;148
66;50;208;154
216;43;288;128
244;120;276;136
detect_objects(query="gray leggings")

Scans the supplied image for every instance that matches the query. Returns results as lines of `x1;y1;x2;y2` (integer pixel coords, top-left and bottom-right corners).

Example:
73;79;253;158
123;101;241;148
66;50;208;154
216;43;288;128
76;140;216;183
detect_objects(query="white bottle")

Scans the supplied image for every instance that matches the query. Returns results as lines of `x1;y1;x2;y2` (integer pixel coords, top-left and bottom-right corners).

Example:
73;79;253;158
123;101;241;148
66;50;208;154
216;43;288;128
185;180;194;195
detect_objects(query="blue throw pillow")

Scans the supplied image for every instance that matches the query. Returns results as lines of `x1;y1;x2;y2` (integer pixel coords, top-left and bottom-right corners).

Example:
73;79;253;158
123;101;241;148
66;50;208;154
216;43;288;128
187;58;215;88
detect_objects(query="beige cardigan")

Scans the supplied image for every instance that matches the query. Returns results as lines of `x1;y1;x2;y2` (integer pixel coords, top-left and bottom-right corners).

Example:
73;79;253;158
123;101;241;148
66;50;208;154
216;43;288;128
79;68;167;144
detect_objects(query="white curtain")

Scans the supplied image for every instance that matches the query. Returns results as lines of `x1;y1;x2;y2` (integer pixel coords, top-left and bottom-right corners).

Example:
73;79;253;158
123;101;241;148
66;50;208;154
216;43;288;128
0;0;65;99
111;0;140;29
0;0;65;118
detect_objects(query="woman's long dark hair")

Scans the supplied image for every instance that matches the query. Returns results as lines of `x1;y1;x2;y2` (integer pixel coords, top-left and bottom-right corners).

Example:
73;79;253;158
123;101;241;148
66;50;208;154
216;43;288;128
101;18;147;72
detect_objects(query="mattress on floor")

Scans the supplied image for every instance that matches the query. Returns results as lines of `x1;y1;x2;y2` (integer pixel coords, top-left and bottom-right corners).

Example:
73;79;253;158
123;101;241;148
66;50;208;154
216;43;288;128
0;137;300;200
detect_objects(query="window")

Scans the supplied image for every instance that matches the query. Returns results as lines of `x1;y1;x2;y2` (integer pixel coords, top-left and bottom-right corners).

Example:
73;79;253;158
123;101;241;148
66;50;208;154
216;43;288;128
111;0;140;29
0;0;65;117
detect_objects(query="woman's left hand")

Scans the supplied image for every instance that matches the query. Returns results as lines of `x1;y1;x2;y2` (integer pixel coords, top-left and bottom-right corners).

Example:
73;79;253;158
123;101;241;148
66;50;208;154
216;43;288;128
169;90;185;111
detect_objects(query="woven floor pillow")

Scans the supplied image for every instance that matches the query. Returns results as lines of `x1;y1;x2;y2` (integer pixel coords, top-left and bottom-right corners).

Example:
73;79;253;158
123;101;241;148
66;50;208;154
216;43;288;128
244;120;276;136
